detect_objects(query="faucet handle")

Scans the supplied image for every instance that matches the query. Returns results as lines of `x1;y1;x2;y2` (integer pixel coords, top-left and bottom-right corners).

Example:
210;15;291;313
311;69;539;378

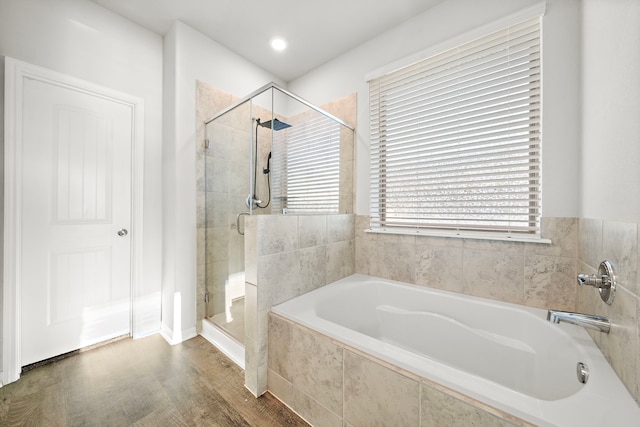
577;273;604;287
577;260;616;305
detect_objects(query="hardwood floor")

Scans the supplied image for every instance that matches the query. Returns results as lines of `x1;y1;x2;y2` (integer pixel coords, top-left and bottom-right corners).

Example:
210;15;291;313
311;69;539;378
0;334;308;426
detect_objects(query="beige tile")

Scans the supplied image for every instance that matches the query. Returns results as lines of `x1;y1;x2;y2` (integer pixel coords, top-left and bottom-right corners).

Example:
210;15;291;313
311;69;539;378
344;350;419;426
339;158;354;205
245;334;259;396
257;307;269;359
374;234;416;283
579;217;603;267
339;193;354;215
229;160;249;195
638;222;640;297
257;362;268;397
524;255;576;310
355;237;376;276
415;242;463;293
603;220;638;296
418;234;463;248
462;249;524;304
196;228;206;275
208;156;229;193
196;191;206;229
327;214;355;243
636;298;640;405
298;246;328;294
257;215;299;256
243;284;255;338
206;227;229;263
196;151;206;191
208;122;232;160
228;129;251;165
600;286;639;402
462;238;524;254
257;251;300;310
291;390;342;427
267;369;294;409
244;217;257;285
321;92;357;128
298;215;327;248
326;240;355;284
355;215;371;239
206;192;230;228
268;314;292;381
340;127;355;162
291;326;344;415
420;383;521;427
526;216;578;258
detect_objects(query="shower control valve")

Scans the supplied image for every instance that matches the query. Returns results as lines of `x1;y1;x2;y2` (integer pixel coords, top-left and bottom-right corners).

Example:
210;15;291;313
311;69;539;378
577;260;616;305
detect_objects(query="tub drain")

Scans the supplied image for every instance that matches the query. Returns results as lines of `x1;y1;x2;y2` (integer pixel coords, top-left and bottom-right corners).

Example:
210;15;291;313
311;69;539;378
576;362;589;384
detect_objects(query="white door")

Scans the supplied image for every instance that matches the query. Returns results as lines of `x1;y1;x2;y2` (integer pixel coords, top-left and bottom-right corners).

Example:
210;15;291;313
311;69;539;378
20;76;133;366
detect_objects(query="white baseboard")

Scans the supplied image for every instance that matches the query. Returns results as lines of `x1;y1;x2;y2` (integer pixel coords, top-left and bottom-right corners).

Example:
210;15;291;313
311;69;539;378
160;324;197;345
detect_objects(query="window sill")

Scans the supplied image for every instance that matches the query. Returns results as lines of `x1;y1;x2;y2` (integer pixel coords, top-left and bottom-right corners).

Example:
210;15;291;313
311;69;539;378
365;227;552;245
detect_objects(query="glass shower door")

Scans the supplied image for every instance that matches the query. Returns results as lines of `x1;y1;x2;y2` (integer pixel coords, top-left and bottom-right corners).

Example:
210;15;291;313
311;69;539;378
205;101;251;344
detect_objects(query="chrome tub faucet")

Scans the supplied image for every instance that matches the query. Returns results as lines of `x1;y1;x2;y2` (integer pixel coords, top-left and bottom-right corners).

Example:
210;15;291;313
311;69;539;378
547;310;610;334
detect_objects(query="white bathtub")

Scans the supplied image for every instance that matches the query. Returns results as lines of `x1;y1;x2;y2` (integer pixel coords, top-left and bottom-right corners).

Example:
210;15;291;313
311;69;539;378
272;274;640;427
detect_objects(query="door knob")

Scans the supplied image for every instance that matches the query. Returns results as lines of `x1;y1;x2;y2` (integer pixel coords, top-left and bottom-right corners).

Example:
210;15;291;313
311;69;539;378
117;228;128;237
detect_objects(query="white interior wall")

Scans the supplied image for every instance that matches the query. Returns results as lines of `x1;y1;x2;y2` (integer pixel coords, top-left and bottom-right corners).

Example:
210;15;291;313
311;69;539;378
581;0;640;222
0;0;164;369
289;0;581;219
161;21;283;342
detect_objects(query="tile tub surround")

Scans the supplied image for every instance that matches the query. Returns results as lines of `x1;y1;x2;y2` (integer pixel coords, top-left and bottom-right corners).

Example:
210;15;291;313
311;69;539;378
577;218;640;405
355;215;640;407
268;313;531;427
244;214;356;397
356;215;579;311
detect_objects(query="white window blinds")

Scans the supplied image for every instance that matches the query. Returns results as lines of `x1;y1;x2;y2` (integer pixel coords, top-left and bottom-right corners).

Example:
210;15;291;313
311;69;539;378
272;115;341;214
369;18;541;234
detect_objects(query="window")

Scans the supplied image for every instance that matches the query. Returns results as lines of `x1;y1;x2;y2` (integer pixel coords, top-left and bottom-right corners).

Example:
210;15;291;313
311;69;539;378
272;114;341;214
369;18;541;235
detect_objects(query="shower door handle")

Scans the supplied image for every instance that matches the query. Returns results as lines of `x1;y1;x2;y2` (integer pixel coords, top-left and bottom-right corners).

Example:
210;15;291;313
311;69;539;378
236;212;250;236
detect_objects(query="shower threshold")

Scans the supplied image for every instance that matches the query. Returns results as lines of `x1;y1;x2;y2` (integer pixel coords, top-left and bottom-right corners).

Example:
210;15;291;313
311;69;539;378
201;318;245;369
210;297;245;342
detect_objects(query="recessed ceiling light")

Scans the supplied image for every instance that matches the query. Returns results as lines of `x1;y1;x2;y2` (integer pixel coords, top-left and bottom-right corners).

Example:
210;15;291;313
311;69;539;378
269;37;287;52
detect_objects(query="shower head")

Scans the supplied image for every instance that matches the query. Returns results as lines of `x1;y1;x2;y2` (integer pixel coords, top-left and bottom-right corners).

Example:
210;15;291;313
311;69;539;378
258;118;292;131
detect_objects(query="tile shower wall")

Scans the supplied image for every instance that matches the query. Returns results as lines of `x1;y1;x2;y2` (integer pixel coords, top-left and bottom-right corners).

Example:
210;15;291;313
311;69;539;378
577;218;640;405
196;85;356;328
244;214;355;397
356;215;579;311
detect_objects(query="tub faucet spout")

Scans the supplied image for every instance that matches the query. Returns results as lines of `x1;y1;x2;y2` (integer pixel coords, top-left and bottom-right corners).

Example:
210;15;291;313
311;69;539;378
547;310;610;334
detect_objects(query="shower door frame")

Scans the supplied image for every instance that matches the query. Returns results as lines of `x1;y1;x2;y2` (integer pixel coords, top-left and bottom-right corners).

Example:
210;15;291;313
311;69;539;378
203;82;353;131
202;100;253;340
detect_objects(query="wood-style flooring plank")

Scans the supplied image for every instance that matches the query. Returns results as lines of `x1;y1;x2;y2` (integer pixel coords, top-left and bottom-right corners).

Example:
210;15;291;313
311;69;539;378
0;334;309;427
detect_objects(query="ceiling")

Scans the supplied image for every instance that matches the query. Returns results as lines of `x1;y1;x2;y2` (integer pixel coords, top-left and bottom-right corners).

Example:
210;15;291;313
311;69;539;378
89;0;444;82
